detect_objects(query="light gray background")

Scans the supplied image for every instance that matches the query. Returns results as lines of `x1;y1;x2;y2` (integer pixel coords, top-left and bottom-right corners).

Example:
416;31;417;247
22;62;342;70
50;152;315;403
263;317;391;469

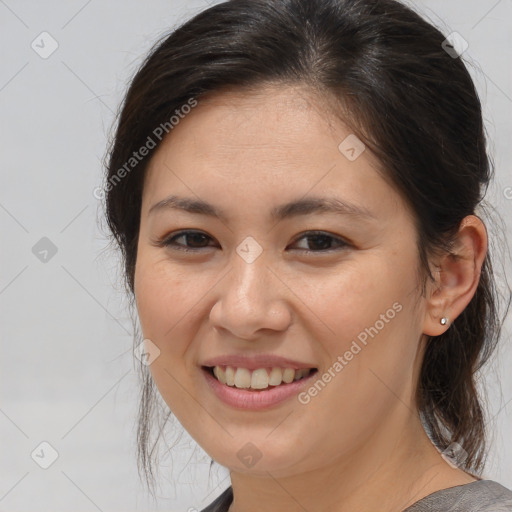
1;1;511;511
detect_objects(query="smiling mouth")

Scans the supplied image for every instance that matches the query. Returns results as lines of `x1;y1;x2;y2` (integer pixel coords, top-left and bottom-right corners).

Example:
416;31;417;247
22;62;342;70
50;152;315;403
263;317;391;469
203;365;318;391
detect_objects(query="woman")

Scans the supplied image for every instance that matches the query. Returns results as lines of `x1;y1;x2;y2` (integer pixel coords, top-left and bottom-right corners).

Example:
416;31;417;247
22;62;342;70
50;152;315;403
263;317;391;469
102;0;512;510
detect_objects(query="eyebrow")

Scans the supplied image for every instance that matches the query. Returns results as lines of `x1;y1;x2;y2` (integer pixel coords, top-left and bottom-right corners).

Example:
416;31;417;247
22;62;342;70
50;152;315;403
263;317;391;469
148;194;377;222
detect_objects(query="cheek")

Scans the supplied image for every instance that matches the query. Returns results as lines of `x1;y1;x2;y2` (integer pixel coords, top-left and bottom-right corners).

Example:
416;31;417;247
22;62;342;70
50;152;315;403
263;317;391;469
302;253;421;406
134;256;196;353
299;256;410;352
133;256;208;421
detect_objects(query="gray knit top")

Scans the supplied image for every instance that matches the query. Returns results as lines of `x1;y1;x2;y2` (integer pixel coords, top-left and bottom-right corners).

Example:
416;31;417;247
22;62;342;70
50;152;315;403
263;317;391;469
200;480;512;511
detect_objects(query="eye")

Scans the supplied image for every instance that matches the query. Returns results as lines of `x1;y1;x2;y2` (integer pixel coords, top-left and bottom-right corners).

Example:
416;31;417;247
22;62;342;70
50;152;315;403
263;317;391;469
289;231;349;253
157;230;349;253
159;230;216;252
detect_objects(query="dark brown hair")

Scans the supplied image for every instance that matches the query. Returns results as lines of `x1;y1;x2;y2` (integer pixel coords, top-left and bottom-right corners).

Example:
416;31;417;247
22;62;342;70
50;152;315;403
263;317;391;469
102;0;510;494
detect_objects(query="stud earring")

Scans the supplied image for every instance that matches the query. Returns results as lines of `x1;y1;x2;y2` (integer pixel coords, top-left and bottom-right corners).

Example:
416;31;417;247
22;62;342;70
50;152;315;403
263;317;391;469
440;317;449;325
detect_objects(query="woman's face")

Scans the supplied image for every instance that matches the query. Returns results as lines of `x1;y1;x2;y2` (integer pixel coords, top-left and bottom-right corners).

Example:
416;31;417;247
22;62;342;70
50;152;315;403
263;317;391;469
134;85;430;477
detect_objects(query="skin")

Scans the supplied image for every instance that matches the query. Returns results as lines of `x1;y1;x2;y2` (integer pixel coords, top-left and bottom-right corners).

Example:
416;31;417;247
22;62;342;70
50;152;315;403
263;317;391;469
133;84;487;512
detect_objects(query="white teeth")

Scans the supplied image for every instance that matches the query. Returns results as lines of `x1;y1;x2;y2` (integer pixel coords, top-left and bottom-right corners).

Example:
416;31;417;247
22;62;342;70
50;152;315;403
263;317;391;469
268;367;283;386
282;368;295;384
211;366;312;389
225;366;235;386
251;368;269;389
213;366;227;384
234;367;251;388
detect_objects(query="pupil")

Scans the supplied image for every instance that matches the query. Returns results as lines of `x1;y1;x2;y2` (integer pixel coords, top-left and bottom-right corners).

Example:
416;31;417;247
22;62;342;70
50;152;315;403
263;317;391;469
309;235;330;250
188;233;208;247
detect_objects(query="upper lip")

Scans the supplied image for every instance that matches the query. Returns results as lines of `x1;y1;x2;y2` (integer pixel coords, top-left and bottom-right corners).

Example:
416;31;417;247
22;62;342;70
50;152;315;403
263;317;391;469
201;354;317;371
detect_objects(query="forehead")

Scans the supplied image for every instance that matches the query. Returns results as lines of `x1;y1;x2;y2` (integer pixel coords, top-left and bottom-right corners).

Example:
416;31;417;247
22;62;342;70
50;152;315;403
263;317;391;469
168;85;352;154
141;85;404;220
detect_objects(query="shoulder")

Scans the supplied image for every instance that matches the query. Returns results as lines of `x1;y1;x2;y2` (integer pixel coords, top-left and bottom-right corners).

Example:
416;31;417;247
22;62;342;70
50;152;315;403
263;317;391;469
404;479;512;512
198;481;512;511
200;486;233;512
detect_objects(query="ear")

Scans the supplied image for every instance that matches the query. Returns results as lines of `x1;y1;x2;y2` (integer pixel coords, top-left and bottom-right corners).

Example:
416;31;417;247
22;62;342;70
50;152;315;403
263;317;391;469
422;215;488;336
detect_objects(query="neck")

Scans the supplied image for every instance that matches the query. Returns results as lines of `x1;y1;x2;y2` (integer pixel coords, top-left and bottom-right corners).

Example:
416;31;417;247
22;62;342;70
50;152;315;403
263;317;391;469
227;410;475;512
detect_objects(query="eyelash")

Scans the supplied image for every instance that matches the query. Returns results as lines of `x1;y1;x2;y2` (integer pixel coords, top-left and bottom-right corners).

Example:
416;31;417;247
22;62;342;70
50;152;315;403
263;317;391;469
157;230;350;254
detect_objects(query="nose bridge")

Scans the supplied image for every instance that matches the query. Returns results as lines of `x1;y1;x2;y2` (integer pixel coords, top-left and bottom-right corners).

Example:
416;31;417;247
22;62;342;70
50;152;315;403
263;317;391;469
209;238;291;338
230;239;269;308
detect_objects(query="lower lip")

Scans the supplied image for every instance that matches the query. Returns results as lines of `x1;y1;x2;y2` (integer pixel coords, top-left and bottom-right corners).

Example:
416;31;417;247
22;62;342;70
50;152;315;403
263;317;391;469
202;367;317;410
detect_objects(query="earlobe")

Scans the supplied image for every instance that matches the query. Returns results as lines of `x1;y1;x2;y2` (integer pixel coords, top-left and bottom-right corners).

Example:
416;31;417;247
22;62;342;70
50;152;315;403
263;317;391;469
422;215;487;337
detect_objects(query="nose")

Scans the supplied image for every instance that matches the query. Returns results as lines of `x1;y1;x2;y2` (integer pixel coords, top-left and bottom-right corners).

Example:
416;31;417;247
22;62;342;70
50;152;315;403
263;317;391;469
208;248;292;340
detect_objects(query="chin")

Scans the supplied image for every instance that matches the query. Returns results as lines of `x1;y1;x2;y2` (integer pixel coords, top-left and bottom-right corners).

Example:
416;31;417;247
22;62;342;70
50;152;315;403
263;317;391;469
202;437;313;477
